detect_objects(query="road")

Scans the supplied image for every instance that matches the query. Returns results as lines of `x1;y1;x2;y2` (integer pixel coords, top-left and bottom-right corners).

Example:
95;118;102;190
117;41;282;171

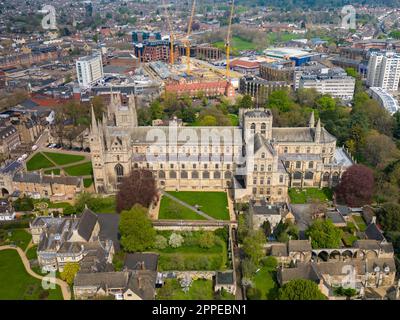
0;245;71;300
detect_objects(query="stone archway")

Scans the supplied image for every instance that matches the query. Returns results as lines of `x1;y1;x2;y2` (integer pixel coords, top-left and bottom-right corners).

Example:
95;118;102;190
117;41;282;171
342;250;353;261
318;251;329;262
1;188;9;198
329;250;341;261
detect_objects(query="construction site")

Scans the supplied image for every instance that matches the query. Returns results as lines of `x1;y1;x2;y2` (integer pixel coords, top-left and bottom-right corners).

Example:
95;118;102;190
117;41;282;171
138;0;241;99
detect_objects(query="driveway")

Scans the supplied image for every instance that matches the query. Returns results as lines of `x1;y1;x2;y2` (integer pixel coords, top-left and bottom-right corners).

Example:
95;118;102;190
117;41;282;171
290;204;313;239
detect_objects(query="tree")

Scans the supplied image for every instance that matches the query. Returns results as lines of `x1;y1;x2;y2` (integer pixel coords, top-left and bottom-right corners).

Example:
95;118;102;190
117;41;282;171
267;90;293;112
154;235;168;249
305;219;343;249
169;233;184;248
60;262;80;285
261;220;272;237
335;165;374;207
278;279;326;300
242;230;266;265
198;115;217;126
238;95;254;109
116;169;158;213
119;204;156;252
377;203;400;232
362;131;399;168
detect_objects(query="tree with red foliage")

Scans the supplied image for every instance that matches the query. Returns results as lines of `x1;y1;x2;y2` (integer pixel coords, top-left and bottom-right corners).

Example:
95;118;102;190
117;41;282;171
116;169;159;213
335;165;374;207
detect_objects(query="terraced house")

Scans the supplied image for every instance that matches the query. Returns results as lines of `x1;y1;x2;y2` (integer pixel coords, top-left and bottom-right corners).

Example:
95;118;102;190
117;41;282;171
89;94;353;203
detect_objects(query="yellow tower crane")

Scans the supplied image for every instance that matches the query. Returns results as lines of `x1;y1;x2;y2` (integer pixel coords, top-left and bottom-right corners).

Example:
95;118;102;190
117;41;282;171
185;0;196;74
162;0;175;64
225;0;235;80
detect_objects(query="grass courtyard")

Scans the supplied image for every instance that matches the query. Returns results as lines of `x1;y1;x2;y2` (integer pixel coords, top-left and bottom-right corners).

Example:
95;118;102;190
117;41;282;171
352;215;367;232
250;258;279;300
159;196;206;220
26;151;93;188
156;278;235;300
155;229;229;271
5;229;32;250
288;188;333;204
166;191;230;220
42;152;85;166
0;250;63;300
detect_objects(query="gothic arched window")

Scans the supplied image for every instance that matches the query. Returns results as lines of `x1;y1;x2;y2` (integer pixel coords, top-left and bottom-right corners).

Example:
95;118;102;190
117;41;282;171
115;164;124;183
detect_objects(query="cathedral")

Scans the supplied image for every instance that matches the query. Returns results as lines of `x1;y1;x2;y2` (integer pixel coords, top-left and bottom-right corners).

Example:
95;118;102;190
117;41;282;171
89;94;354;203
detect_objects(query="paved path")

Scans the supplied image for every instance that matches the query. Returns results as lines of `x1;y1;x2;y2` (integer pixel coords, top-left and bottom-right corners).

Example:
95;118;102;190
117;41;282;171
0;246;71;300
161;191;215;221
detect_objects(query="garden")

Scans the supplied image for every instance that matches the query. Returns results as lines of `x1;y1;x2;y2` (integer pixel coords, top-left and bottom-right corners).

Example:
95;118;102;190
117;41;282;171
156;278;234;300
247;257;279;300
0;228;32;250
153;228;230;271
288;188;333;204
0;250;63;300
165;191;230;220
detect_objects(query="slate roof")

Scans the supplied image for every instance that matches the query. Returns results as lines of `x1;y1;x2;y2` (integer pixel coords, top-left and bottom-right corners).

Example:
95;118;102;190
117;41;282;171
353;240;381;251
97;213;120;251
288;240;312;252
366;258;396;273
365;223;386;242
326;211;346;224
270;243;288;257
76;208;98;242
124;253;159;272
13;172;81;186
216;271;234;285
127;270;156;300
279;263;320;284
272;127;336;143
74;271;129;288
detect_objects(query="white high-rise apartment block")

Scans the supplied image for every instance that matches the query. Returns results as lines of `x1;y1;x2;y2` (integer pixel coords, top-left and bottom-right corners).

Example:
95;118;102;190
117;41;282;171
76;53;104;88
367;51;400;92
298;68;356;101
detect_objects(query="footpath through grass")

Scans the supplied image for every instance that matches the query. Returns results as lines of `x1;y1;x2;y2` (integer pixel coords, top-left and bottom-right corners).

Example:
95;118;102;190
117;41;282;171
167;191;230;220
0;250;63;300
26;153;55;171
159;196;206;220
6;229;32;250
43;152;85;166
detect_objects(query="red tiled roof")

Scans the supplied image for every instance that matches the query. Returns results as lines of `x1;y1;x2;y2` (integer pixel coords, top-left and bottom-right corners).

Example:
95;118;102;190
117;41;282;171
230;59;260;69
165;81;228;92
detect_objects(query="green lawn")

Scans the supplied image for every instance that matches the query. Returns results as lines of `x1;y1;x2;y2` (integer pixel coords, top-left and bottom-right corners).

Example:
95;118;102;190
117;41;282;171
159;196;206;220
0;250;63;300
167;191;230;220
44;168;61;175
342;232;358;247
252;264;279;300
26;245;38;260
26;153;55;171
43;152;85;166
352;215;367;232
157;279;215;300
266;32;303;45
229;114;239;126
7;229;31;250
213;36;257;55
83;178;94;188
64;162;93;176
155;230;228;271
92;196;116;213
288;188;333;204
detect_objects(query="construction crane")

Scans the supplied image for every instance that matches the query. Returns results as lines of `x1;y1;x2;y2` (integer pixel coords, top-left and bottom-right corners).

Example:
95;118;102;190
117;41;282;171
185;0;196;74
225;0;235;80
162;0;175;64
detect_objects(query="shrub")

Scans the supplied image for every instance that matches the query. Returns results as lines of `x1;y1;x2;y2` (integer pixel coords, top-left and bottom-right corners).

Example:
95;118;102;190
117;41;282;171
198;232;216;248
261;256;278;269
214;226;229;242
247;287;262;300
154;235;168;249
169;233;184;248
